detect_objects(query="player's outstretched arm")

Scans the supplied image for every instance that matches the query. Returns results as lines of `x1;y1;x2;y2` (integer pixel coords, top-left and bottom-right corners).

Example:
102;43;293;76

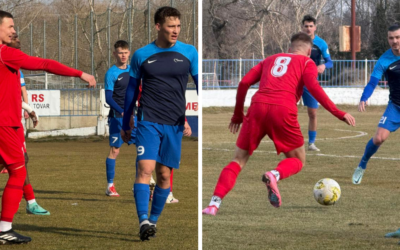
121;77;140;143
105;90;124;115
359;76;379;112
343;113;356;126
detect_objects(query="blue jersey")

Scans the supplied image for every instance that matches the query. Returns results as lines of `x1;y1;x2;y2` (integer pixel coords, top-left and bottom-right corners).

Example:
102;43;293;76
371;49;400;106
105;65;131;117
20;71;25;87
130;41;198;126
311;35;330;66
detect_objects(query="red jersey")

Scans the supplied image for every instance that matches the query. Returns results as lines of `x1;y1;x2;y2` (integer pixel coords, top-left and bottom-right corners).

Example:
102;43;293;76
0;45;82;127
232;53;345;122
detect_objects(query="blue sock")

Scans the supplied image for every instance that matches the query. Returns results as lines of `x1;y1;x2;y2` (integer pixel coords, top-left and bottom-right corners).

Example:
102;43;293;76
106;158;116;184
359;138;380;169
149;185;170;224
308;130;317;144
134;183;150;223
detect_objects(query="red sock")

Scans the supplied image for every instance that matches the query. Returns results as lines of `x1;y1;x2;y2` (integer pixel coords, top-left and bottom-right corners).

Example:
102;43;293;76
275;158;303;180
213;162;242;199
1;163;26;222
170;169;173;192
23;184;35;201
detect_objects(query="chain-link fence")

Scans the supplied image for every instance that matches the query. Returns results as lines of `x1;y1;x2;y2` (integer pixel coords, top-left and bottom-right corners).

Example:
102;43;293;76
15;0;197;85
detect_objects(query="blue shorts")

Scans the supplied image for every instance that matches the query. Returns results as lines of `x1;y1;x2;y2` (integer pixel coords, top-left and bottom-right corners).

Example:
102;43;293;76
135;121;184;169
108;116;137;147
302;87;319;109
378;101;400;132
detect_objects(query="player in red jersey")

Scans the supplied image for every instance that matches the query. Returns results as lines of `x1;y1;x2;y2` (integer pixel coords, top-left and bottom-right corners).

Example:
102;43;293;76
0;10;95;244
203;32;355;216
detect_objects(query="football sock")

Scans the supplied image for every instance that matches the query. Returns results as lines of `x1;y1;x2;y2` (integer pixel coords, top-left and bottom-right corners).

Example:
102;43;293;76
308;130;317;144
275;158;303;180
0;222;11;232
170;169;174;192
149;185;169;224
23;184;35;201
213;161;242;199
133;183;150;223
270;170;280;181
27;199;36;205
209;196;222;208
359;138;379;169
1;162;26;223
106;158;116;184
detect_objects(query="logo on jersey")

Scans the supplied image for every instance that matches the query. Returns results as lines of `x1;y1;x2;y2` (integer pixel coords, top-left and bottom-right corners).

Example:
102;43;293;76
118;77;123;81
174;59;183;63
389;65;397;70
112;137;118;143
379;116;387;124
271;56;292;77
137;146;145;156
148;60;157;64
326;49;330;55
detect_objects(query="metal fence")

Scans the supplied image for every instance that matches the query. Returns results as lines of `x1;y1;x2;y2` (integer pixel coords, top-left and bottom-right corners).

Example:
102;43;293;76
203;59;385;89
16;0;197;84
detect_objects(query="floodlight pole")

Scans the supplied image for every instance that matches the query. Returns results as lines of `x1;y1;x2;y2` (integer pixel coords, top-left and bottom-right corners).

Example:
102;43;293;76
351;0;356;62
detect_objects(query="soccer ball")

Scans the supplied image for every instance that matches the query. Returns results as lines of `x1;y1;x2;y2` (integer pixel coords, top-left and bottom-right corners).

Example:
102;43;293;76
313;178;341;206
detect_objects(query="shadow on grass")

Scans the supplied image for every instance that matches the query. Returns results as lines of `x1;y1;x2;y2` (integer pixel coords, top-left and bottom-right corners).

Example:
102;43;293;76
14;224;141;242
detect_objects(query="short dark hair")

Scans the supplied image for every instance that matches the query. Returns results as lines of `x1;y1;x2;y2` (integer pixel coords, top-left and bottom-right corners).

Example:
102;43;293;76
290;32;313;47
154;6;181;25
302;15;316;25
114;40;129;50
388;23;400;32
0;10;13;25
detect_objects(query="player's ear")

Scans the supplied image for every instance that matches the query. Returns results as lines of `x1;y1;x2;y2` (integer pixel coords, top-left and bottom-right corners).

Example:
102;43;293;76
307;47;311;57
155;23;161;32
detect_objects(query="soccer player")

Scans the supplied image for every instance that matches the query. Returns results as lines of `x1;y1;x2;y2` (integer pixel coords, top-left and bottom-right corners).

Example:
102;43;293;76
0;10;95;244
301;15;333;151
4;33;50;215
121;6;198;241
202;32;355;216
352;24;400;185
104;40;136;197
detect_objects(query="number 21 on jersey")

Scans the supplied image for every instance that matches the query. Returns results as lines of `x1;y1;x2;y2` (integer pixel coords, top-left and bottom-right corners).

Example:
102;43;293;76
271;56;292;77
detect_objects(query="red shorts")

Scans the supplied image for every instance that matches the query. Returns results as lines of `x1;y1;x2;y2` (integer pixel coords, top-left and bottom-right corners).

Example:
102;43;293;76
236;103;304;155
0;126;25;165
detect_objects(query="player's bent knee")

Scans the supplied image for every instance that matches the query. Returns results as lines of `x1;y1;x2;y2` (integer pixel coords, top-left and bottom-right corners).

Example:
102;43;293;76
111;147;120;157
7;162;27;178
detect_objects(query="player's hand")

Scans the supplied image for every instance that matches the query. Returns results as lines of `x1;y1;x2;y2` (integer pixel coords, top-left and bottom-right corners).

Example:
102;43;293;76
80;72;96;88
120;129;132;143
24;110;29;119
29;110;39;128
343;113;356;127
317;64;326;74
358;101;367;112
129;115;135;129
229;122;241;134
183;121;192;137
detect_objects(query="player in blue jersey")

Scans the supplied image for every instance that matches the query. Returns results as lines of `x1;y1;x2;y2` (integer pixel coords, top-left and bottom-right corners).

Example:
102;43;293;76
352;24;400;186
302;15;333;151
104;40;136;196
121;6;198;241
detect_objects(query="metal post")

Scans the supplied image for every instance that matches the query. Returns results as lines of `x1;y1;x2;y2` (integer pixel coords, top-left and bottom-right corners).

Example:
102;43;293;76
58;17;61;62
45;72;48;89
193;0;196;46
107;8;111;68
90;11;94;76
30;23;33;74
239;58;242;80
43;20;46;58
351;0;356;63
75;14;78;84
365;58;368;86
148;0;151;44
16;26;19;36
171;0;174;7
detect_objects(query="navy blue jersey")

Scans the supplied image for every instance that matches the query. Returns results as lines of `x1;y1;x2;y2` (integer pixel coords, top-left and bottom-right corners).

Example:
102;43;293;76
105;65;131;117
130;41;198;125
371;49;400;106
311;35;330;66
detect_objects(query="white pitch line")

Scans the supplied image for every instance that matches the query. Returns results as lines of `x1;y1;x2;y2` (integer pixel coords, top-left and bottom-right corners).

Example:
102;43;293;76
204;129;368;144
202;147;400;161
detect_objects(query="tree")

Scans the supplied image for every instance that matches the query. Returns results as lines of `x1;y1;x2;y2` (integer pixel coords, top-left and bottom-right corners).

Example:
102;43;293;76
370;0;389;58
